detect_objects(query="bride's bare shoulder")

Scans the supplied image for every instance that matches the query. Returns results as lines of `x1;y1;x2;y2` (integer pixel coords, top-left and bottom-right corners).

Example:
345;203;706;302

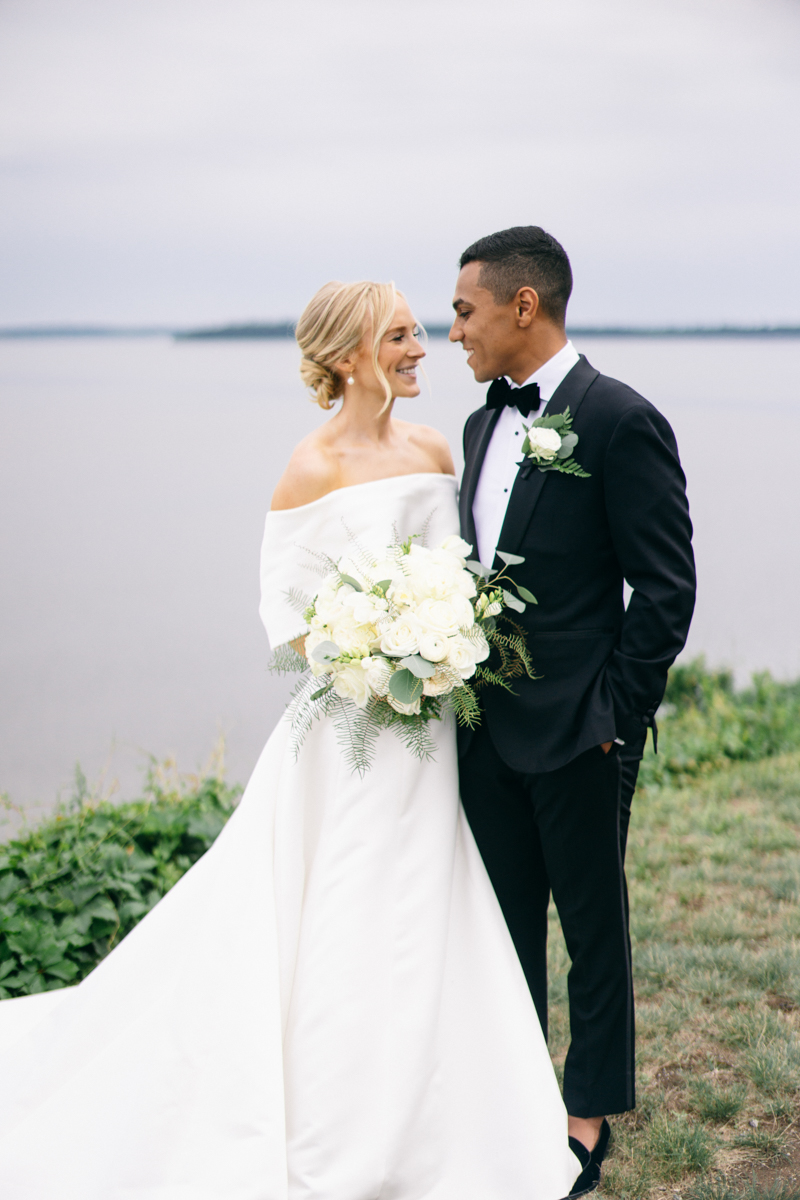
398;420;456;475
270;432;338;511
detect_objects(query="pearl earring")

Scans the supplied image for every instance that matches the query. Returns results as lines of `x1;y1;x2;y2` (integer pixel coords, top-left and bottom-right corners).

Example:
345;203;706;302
347;374;354;385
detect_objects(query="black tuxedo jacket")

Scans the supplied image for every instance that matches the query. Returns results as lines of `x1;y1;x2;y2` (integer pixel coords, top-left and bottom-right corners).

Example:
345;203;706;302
459;355;696;775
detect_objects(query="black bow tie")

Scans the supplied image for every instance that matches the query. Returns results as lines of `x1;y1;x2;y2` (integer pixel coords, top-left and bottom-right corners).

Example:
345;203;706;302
485;376;541;419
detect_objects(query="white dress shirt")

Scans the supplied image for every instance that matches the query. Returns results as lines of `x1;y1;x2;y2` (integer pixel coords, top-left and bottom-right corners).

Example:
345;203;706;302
472;340;581;567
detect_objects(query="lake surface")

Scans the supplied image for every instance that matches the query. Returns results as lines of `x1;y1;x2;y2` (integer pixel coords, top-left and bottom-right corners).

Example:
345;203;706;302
1;335;799;819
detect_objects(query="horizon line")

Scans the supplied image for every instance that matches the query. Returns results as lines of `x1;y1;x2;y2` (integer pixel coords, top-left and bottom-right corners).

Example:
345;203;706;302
2;321;800;340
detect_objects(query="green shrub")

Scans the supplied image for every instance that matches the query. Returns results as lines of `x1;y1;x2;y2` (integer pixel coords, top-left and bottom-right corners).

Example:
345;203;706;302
0;766;240;999
640;658;800;788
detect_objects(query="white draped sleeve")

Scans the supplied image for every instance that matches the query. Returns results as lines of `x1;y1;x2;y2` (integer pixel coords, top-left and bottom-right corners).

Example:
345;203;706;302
259;474;460;649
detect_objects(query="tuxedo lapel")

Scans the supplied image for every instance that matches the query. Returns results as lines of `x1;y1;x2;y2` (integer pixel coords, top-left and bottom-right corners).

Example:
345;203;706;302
460;406;501;550
493;356;600;564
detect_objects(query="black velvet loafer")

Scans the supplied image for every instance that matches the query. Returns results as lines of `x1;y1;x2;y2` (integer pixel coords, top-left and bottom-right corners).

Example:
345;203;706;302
566;1118;610;1196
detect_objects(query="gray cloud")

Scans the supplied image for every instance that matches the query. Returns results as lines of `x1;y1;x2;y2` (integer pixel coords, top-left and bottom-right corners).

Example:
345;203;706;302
1;0;798;323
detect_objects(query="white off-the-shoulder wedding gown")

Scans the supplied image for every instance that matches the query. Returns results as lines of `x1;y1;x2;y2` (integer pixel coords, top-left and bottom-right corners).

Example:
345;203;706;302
0;473;580;1199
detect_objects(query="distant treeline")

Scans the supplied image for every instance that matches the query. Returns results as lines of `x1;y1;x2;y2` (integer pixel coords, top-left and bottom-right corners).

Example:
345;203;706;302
2;323;800;340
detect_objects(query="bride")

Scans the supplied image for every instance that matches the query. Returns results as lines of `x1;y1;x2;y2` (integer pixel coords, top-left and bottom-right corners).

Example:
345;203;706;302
0;281;581;1199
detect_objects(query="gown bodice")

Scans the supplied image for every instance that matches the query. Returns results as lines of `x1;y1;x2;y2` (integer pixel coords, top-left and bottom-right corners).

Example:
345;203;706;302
259;472;460;648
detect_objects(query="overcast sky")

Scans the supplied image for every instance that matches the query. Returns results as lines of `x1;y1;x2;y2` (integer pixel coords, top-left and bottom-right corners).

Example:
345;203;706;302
1;0;798;326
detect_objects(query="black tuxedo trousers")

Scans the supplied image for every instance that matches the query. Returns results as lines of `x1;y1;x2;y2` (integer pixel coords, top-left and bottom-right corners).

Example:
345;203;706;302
458;355;695;1117
460;725;644;1117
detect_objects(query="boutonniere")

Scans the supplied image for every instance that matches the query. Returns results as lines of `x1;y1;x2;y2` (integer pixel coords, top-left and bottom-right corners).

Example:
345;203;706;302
520;407;590;477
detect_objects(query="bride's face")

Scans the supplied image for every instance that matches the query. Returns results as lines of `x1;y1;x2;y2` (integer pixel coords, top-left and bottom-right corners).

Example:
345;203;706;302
375;297;426;399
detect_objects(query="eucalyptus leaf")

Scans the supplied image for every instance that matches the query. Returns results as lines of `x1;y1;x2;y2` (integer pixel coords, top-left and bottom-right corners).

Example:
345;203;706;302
373;579;393;594
515;585;538;604
311;640;341;664
533;413;567;430
389;669;424;704
399;655;437;679
502;589;526;613
558;432;578;459
338;573;363;592
496;550;525;566
466;560;491;578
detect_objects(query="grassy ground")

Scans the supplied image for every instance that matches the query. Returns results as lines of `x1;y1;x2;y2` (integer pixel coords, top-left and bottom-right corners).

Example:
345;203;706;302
547;749;800;1199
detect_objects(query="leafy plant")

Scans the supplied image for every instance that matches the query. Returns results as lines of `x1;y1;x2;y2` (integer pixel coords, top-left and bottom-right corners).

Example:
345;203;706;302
0;764;240;999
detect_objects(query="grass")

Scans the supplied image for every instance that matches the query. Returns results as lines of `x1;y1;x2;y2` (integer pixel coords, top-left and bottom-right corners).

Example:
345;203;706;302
547;746;800;1198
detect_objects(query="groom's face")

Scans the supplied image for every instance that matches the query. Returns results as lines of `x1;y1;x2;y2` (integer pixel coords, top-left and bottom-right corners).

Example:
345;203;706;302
449;261;520;383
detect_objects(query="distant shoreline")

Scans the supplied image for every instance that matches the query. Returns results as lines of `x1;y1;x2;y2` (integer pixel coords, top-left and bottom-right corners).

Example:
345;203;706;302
2;322;800;341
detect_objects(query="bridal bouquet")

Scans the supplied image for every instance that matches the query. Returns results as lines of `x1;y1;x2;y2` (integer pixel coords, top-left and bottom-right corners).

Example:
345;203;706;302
275;532;536;774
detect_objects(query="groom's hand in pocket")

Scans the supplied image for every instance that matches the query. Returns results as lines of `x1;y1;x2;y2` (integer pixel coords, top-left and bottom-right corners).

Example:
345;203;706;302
600;741;613;754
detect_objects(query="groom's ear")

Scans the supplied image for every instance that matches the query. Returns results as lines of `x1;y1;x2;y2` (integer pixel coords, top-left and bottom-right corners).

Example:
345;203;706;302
515;287;539;328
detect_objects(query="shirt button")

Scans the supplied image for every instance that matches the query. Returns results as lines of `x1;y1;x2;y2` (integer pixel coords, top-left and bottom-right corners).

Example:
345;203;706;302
515;431;519;436
504;488;508;493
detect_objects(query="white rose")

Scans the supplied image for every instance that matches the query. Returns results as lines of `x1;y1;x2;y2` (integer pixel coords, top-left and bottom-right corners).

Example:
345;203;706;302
418;630;449;663
337;556;368;588
387;577;416;608
452;568;478;600
447;638;478;679
415;598;461;637
387;692;422;716
526;426;562;462
344;590;388;627
362;655;391;696
331;661;372;708
380;615;421;657
330;615;375;656
305;628;337;677
470;628;490;663
439;534;473;561
450;592;476;628
410;563;463;601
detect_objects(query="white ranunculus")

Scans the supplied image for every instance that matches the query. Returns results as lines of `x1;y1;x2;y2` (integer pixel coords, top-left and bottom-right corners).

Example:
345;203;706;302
304;628;337;677
415;598;461;637
380;615;421;657
362;655;391;696
332;661;371;708
439;534;473;562
422;669;456;696
387;692;422;716
447;638;478;679
418;630;449;663
526;426;562;462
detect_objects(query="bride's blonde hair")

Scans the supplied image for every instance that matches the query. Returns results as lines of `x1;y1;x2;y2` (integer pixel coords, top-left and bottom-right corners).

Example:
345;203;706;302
296;280;399;410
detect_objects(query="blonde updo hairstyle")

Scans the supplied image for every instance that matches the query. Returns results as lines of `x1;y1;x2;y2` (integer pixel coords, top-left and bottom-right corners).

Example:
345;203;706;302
296;280;399;411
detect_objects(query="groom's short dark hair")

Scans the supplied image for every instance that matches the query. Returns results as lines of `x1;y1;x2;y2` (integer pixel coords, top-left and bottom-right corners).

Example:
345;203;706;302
459;226;572;326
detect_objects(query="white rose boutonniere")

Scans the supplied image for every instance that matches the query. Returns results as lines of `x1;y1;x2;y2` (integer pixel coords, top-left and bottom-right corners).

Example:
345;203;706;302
521;406;590;478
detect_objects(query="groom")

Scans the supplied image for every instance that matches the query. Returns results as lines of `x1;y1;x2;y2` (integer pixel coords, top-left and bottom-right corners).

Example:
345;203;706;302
451;226;696;1193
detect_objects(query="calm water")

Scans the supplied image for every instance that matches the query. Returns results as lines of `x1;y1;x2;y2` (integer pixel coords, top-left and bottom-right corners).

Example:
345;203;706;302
1;335;799;818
